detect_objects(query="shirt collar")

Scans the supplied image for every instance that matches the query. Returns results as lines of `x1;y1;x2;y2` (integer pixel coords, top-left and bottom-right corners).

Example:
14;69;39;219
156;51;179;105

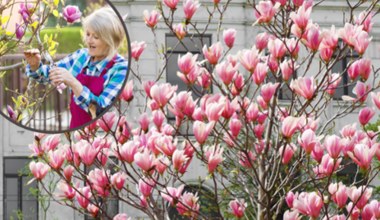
83;55;109;72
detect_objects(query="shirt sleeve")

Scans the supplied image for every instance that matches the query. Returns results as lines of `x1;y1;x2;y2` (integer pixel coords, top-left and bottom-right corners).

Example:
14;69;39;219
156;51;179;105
73;61;128;112
25;49;85;83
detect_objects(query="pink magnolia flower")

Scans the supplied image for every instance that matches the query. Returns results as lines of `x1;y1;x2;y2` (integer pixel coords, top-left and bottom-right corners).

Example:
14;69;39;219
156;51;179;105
111;172;127;190
229;118;242;137
260;82;279;103
283;210;299;220
197;67;212;89
347;186;372;209
285;191;297;208
15;23;25;40
298;129;317;154
205;145;224;173
48;149;65;170
252;62;268;85
353;81;370;103
18;3;35;23
303;23;321;51
162;185;185;205
339;23;363;48
290;3;311;30
150;83;177;107
176;192;200;218
280;59;298;81
256;32;271;51
138;178;155;197
56;181;76;200
285;38;300;58
324;135;343;159
76;186;92;209
183;0;200;20
326;73;342;95
229;199;247;218
358;107;375;126
347;58;371;81
62;5;82;23
246;103;259;122
29;161;50;180
178;52;198;75
193;121;214;144
254;1;279;24
370;92;380;112
356;11;374;32
328;182;348;208
362;200;380;219
313;154;341;177
98;111;116;132
279;144;296;164
170;91;196;119
77;140;98;166
353;31;371;55
293;192;323;218
63;165;74;182
282;116;301;138
268;38;287;59
131;41;146;61
134;149;155;172
172;149;189;171
216;61;238;85
346;202;360;220
223;28;236;48
6;105;17;121
42;134;61;152
88;168;111;197
164;0;180;10
143;10;161;28
290;76;316;100
239;47;260;73
173;23;187;40
120;80;133;102
205;101;225;122
347;144;376;170
87;204;99;218
238;151;256;167
203;42;223;65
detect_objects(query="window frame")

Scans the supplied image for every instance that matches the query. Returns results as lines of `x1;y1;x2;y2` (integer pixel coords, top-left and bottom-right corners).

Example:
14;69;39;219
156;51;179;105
3;157;39;220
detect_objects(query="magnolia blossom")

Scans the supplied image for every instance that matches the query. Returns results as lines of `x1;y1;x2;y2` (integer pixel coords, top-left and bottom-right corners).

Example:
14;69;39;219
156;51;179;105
183;0;200;20
290;76;316;100
131;41;147;61
29;161;50;180
62;5;82;23
254;1;279;24
143;10;161;28
223;28;236;48
229;199;247;218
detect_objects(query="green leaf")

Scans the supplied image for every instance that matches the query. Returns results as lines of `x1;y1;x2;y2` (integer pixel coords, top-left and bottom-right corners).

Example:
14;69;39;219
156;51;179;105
52;10;59;17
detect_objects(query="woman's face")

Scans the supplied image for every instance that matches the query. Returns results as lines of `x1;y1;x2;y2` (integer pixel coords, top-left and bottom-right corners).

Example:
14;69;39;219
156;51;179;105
85;27;108;62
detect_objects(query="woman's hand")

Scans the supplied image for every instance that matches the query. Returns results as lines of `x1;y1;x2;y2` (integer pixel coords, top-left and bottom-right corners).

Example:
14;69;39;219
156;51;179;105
24;49;41;71
49;67;75;86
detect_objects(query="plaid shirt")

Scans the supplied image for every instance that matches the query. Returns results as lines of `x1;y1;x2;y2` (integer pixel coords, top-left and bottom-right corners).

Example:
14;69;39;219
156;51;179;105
26;48;128;112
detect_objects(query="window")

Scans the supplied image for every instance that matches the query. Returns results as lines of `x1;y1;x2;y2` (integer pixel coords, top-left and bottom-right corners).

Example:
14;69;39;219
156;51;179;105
4;158;38;220
165;34;212;98
332;49;359;100
168;185;222;220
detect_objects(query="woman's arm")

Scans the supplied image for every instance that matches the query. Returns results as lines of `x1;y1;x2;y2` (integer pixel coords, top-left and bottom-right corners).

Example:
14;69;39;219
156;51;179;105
24;49;85;83
72;61;128;112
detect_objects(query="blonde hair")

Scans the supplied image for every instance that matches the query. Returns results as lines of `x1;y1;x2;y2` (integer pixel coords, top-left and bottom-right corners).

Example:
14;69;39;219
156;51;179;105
83;7;125;60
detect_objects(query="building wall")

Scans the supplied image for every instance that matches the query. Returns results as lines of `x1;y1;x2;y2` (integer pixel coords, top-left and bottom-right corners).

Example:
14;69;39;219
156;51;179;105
1;0;380;219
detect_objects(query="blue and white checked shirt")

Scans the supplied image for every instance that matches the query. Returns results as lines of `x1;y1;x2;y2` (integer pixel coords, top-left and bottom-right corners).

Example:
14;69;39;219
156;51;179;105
26;48;128;112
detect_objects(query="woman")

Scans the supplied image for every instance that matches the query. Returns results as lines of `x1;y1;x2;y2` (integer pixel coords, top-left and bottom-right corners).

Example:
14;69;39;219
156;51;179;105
24;7;128;129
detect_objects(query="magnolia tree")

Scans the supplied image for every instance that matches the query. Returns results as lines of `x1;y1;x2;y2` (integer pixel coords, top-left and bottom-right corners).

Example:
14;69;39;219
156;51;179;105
28;0;380;219
0;0;81;124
